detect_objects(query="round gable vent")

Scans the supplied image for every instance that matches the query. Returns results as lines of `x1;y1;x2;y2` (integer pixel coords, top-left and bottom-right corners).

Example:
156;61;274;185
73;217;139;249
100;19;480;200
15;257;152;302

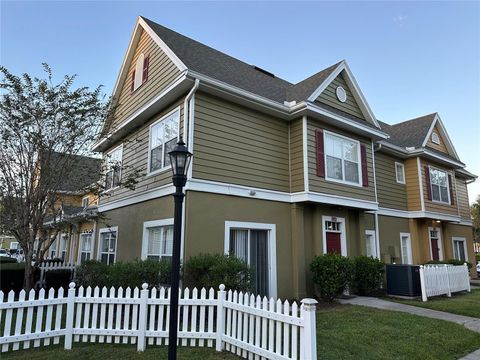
336;86;347;103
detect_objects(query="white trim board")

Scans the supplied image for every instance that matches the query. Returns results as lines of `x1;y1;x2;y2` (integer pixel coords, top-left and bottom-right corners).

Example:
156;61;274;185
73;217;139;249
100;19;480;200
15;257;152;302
377;207;462;222
302;116;309;192
421;113;460;160
224;221;277;299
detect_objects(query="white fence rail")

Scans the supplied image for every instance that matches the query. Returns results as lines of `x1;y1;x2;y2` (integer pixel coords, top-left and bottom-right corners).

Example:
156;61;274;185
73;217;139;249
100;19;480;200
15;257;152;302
419;264;471;302
36;261;76;289
0;283;318;359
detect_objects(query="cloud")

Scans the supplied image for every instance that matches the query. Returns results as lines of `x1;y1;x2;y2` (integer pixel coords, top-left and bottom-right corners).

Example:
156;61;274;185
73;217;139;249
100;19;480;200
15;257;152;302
393;15;408;24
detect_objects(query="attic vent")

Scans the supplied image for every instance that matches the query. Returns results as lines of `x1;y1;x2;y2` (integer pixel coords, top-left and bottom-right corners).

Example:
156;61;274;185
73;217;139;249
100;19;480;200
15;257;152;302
252;65;275;78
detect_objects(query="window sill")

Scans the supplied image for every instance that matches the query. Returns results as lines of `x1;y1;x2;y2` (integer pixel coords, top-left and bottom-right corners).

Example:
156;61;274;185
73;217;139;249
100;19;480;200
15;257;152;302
146;165;172;178
431;199;452;206
324;176;363;188
102;186;121;195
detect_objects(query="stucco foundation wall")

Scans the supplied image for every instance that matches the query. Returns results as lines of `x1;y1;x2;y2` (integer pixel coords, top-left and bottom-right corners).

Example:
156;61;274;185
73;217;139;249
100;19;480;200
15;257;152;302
96;196;174;261
378;215;410;264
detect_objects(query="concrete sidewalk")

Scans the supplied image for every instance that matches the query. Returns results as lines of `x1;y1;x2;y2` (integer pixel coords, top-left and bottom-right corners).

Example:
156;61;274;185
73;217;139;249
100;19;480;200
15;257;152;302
338;296;480;333
459;349;480;360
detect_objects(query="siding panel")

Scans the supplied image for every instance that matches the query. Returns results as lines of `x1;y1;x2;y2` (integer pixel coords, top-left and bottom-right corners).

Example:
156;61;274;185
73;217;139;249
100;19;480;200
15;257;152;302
456;178;471;220
192;92;290;192
375;153;408;210
405;158;422;211
290;119;304;193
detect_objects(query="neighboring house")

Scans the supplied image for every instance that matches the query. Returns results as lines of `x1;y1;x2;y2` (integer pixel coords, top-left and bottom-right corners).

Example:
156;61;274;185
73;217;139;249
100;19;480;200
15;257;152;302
0;234;17;250
42;152;101;264
90;16;477;299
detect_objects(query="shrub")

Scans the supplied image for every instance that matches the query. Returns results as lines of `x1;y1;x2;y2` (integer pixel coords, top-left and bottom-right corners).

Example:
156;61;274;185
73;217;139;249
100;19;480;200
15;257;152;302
75;259;171;289
0;262;25;293
310;253;353;302
0;256;18;264
183;253;253;292
425;259;473;269
352;256;385;295
45;269;73;290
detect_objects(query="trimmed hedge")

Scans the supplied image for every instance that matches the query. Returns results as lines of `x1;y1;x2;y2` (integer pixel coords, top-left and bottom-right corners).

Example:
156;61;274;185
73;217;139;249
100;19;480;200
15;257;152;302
183;253;253;292
352;256;385;295
45;269;74;290
75;260;172;288
310;253;353;302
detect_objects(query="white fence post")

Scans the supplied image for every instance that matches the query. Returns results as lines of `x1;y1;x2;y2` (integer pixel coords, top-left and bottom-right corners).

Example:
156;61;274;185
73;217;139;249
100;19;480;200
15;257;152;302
419;265;427;302
300;298;318;360
137;283;149;352
64;282;76;350
465;263;471;292
215;284;226;352
444;265;452;297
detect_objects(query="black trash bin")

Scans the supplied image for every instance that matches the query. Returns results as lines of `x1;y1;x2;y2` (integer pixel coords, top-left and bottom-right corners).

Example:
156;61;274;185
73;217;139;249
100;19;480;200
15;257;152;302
386;264;421;297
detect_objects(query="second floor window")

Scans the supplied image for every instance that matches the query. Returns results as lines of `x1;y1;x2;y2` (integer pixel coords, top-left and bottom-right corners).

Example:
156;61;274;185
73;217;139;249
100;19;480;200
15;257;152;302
325;132;360;185
429;168;449;203
149;110;179;173
105;146;122;191
395;162;405;184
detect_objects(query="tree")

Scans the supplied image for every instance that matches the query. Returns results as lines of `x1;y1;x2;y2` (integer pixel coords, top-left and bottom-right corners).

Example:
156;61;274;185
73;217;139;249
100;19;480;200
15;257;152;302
472;195;480;249
0;64;138;290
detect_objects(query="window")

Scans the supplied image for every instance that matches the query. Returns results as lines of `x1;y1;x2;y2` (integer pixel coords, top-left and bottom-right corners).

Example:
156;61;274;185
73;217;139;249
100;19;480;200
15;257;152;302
325;132;360;185
99;228;117;265
10;242;19;250
131;53;149;92
148;109;179;173
400;233;412;264
60;234;68;261
452;237;467;262
79;233;93;263
105;146;122;191
225;222;276;298
82;197;89;208
429;168;449;203
395;162;405;184
142;220;174;261
48;238;57;258
431;132;440;144
365;230;377;258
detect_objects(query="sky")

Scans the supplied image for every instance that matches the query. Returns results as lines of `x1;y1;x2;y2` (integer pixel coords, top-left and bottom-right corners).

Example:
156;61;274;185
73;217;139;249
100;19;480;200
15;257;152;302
1;1;479;203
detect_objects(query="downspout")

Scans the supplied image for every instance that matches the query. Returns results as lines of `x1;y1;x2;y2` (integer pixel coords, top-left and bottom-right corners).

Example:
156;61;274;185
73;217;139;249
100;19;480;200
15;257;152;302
371;142;381;259
181;79;200;270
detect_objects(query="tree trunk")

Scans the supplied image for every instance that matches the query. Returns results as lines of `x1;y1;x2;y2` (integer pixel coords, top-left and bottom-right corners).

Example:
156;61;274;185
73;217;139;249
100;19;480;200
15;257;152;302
24;252;34;291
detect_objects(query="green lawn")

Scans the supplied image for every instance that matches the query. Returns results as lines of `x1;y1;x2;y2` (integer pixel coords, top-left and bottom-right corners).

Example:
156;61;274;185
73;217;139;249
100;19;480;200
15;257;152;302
3;304;480;360
386;289;480;318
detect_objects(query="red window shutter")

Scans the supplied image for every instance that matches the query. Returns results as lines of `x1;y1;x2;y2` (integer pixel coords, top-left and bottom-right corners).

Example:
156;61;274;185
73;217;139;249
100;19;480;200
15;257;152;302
361;144;368;187
425;166;432;200
315;129;325;177
448;174;455;205
130;69;136;93
142;55;149;83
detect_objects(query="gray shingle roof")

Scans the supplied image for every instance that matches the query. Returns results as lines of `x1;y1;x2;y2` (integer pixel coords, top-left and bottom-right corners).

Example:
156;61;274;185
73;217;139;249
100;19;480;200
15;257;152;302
142;17;339;104
379;113;437;149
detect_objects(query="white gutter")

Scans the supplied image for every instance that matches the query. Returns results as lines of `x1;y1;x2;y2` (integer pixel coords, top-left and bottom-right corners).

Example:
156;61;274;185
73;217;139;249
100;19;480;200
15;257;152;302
182;79;200;143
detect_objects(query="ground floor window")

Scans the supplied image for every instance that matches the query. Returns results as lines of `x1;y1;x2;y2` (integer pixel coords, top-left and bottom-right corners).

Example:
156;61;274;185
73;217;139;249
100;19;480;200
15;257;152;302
60;234;68;261
79;233;93;263
99;228;117;265
400;233;412;264
142;219;174;261
224;221;276;298
48;238;57;258
452;237;467;262
365;230;376;258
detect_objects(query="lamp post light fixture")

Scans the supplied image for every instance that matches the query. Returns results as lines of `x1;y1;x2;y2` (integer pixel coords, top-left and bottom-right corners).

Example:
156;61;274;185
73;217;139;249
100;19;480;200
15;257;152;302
167;138;192;360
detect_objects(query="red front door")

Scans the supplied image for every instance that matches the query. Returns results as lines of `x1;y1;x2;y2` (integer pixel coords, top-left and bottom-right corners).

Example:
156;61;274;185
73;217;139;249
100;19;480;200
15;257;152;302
326;232;341;254
431;239;440;261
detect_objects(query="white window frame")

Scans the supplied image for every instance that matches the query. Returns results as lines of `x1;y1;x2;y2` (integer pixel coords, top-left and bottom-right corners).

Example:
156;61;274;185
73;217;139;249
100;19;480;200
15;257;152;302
77;232;94;264
324;130;362;187
147;107;181;176
133;53;145;92
428;226;444;261
429;166;450;204
224;221;277;299
60;233;68;261
399;232;413;264
82;196;90;208
97;226;118;265
10;242;19;250
431;132;440;145
141;219;174;261
452;237;468;262
395;162;406;184
104;144;123;192
322;216;347;256
48;237;58;259
365;230;377;258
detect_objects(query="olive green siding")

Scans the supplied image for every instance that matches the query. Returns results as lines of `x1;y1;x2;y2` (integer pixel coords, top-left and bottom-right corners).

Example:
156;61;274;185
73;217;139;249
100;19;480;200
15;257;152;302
96;196;174;261
100;99;185;205
378;215;410;264
375;152;408;210
307;118;376;201
315;72;365;120
364;213;375;230
420;159;458;216
192;92;290;192
290;118;304;193
455;178;471;220
110;29;181;130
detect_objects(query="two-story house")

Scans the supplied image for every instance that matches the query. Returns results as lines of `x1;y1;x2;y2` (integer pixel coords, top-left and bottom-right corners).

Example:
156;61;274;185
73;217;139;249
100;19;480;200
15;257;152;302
91;16;476;299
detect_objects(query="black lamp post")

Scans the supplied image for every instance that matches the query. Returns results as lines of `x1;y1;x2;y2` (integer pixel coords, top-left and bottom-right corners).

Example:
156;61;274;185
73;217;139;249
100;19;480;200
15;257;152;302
167;138;192;360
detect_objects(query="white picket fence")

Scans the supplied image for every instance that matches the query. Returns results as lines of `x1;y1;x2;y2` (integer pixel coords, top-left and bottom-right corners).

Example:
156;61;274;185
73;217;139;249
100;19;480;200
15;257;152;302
36;261;76;289
0;283;318;359
419;263;471;301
